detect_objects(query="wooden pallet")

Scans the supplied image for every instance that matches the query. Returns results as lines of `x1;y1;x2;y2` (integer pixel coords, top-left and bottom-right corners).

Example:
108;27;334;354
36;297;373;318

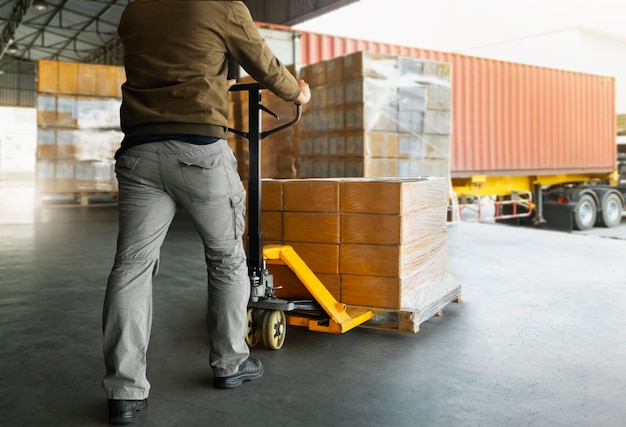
351;285;462;333
37;191;119;206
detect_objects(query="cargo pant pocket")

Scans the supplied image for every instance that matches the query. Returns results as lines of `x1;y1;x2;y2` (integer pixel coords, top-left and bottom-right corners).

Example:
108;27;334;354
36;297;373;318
115;155;142;187
179;152;228;202
230;190;246;240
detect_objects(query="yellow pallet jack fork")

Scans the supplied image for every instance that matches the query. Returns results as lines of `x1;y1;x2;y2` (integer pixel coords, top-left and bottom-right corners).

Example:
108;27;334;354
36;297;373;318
228;83;374;350
264;245;374;334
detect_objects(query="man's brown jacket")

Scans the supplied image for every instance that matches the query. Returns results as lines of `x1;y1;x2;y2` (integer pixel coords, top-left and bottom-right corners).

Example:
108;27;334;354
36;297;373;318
118;0;301;139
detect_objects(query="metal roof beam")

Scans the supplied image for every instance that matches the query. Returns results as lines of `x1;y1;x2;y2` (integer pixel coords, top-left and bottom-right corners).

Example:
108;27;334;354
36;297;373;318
0;0;33;60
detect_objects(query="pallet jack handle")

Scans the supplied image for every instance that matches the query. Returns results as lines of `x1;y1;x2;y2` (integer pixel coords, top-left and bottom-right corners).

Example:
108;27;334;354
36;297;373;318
227;83;302;298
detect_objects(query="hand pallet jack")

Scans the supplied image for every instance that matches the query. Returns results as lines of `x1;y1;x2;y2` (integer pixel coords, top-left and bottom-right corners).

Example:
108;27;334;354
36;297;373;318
228;83;374;350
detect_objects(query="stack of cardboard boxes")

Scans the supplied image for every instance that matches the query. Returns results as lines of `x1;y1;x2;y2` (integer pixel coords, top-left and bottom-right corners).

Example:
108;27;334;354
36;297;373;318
253;177;460;331
298;51;452;179
231;53;458;330
36;60;125;196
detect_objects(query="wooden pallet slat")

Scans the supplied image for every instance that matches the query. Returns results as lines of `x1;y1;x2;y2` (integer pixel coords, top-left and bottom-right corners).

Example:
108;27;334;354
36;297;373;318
36;191;119;206
351;285;462;333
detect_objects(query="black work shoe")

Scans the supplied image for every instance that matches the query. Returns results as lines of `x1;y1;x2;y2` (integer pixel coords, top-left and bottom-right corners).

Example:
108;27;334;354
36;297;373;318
214;356;264;389
108;399;147;425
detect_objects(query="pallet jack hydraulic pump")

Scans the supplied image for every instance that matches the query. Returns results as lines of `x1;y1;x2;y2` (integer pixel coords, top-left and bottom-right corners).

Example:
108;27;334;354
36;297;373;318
228;83;374;350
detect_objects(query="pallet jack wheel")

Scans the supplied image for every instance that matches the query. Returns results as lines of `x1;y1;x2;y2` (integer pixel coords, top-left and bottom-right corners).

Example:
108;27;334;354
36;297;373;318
245;308;262;348
262;310;286;350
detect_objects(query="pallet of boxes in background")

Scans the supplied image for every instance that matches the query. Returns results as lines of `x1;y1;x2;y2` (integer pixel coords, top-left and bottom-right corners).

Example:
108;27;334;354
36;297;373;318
226;52;451;184
35;60;125;205
298;51;452;180
253;176;461;333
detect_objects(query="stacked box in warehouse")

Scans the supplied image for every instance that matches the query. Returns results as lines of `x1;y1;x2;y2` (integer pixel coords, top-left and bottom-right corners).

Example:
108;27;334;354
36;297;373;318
242;179;342;300
254;177;460;329
35;60;125;195
298;51;452;179
337;177;459;321
227;66;299;180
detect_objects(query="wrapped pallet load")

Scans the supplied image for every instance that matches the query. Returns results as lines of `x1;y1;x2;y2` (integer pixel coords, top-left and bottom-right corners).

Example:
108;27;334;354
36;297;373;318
35;60;125;201
298;51;452;179
254;177;460;333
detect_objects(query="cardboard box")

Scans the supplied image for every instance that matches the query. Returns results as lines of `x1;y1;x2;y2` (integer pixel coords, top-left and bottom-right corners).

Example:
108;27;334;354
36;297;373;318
343;132;400;158
343;51;399;79
308;84;328;110
37;60;59;93
77;63;97;96
340;274;401;309
56;96;77;128
36;96;57;127
341;268;458;310
57;61;78;94
397;159;449;178
261;179;283;211
36;145;57;160
344;76;397;108
340;208;446;245
56;145;76;159
328;134;346;156
422;61;452;82
398;85;427;112
345;103;397;132
339;239;443;278
423;110;452;135
300;61;327;87
270;264;341;301
424;85;452;111
362;158;398;177
284;242;339;274
398;56;425;78
283;212;340;243
325;56;344;82
339;177;448;214
96;65;123;97
261;211;283;241
326;82;345;107
283;179;339;212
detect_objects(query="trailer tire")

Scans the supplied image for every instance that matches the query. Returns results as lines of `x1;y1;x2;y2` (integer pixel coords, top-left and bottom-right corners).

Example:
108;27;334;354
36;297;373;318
597;193;623;228
573;194;596;231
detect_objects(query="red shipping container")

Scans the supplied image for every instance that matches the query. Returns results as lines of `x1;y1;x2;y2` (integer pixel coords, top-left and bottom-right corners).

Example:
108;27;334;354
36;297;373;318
297;31;617;178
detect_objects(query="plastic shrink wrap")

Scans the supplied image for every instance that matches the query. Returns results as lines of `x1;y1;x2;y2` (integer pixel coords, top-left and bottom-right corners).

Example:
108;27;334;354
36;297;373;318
250;177;460;332
35;60;124;195
298;51;452;180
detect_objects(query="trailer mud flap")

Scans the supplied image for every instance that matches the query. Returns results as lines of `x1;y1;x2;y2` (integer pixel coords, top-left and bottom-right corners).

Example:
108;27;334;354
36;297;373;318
542;203;574;232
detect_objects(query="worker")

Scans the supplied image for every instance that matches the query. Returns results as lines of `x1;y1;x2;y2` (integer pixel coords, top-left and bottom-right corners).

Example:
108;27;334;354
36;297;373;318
102;1;311;425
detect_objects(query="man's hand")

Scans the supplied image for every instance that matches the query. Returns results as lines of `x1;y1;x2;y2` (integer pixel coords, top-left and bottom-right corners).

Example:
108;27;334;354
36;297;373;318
296;79;311;105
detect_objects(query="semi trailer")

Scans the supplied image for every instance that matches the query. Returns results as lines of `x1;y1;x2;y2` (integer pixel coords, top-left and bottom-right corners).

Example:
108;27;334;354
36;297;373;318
248;23;626;231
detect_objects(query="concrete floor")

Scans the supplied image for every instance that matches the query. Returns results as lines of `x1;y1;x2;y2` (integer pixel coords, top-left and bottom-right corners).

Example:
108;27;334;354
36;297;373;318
2;178;626;426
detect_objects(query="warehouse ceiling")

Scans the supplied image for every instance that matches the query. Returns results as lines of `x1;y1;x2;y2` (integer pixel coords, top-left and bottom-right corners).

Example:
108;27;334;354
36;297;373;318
0;0;358;65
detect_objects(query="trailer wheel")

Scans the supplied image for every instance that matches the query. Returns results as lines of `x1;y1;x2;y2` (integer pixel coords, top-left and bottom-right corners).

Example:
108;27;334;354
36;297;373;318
597;193;623;228
262;310;286;350
573;194;596;231
245;308;262;348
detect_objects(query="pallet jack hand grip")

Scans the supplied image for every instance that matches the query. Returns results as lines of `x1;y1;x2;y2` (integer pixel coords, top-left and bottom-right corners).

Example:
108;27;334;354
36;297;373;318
261;103;301;139
227;83;302;140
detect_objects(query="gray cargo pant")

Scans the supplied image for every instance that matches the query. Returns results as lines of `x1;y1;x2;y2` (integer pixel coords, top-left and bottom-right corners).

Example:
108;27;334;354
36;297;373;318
102;139;250;400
